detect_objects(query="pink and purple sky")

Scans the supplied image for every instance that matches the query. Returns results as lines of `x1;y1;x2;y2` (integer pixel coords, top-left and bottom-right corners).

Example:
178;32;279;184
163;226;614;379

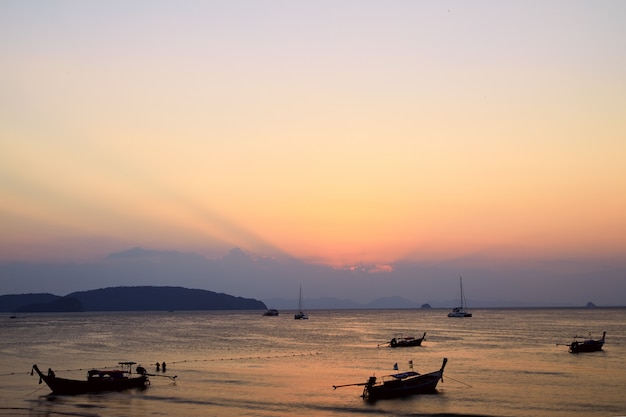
1;1;625;305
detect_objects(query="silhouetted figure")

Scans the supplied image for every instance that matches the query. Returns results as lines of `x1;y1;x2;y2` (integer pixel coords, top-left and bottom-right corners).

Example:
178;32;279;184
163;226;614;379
47;368;55;377
162;362;166;372
155;362;160;371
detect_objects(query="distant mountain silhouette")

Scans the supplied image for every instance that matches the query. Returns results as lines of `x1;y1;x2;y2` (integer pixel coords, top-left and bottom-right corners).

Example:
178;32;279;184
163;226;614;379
1;286;266;312
365;296;421;309
0;293;59;312
14;296;84;313
262;295;422;310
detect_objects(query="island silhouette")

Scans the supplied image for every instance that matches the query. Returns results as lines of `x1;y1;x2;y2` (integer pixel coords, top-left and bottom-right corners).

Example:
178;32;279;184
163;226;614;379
0;286;266;312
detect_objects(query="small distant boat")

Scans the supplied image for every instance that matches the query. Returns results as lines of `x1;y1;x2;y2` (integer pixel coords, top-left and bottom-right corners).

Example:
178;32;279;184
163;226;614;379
263;309;279;316
448;276;472;317
565;332;606;353
382;332;426;348
294;285;308;320
32;362;150;395
333;358;447;401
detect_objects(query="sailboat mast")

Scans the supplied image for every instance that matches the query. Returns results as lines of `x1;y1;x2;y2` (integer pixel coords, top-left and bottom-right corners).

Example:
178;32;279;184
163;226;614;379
460;276;467;309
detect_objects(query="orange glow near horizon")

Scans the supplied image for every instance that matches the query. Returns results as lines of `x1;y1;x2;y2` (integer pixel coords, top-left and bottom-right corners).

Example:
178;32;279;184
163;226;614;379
2;2;626;267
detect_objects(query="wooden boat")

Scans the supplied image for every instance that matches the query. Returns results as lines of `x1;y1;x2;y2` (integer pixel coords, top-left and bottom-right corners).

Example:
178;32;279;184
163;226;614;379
32;362;149;394
263;309;279;316
294;285;308;320
333;358;447;401
385;332;426;348
294;311;308;319
448;276;472;317
567;332;606;353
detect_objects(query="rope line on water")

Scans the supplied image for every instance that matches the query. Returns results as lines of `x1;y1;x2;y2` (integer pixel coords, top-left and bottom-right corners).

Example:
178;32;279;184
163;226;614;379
0;352;322;377
170;351;322;364
26;386;47;396
445;375;473;387
0;371;33;377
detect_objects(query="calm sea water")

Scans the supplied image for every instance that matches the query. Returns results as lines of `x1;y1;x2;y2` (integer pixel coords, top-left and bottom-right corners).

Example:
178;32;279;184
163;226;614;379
1;308;625;417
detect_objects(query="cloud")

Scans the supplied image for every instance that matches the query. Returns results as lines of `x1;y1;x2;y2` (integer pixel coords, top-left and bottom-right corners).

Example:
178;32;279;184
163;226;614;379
1;247;625;307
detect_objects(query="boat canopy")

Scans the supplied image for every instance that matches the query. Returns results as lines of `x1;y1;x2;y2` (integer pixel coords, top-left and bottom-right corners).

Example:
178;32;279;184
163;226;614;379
88;370;126;379
389;371;419;379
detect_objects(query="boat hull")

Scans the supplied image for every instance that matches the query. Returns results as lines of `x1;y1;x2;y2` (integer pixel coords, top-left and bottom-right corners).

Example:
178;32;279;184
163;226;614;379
389;333;426;348
569;342;603;353
390;339;423;347
448;310;472;317
263;309;279;316
362;358;447;401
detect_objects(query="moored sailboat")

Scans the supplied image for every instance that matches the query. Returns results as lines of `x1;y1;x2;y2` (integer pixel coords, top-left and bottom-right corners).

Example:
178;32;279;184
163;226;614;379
448;277;472;317
294;285;308;320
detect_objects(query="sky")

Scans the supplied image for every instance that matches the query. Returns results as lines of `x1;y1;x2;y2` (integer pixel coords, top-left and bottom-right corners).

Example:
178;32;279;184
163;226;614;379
1;1;626;305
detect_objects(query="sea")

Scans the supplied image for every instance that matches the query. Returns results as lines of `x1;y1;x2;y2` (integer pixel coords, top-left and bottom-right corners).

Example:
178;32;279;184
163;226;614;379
1;308;625;417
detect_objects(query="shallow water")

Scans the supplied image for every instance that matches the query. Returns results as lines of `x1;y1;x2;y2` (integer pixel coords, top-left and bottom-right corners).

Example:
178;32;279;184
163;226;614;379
1;308;625;416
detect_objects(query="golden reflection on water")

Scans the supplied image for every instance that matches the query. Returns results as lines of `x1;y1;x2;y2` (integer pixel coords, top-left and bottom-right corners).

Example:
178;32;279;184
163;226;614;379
2;308;626;417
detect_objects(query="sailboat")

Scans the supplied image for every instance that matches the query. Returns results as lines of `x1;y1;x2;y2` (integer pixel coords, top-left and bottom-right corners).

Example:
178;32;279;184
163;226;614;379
448;276;472;317
294;285;308;320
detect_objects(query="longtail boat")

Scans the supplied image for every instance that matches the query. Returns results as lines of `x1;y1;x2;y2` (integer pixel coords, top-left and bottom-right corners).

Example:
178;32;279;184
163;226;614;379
333;358;447;401
263;309;279;316
567;332;606;353
32;362;150;394
387;332;426;348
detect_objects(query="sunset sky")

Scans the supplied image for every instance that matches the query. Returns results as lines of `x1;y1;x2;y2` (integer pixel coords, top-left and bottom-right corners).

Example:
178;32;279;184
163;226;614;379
2;1;625;296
